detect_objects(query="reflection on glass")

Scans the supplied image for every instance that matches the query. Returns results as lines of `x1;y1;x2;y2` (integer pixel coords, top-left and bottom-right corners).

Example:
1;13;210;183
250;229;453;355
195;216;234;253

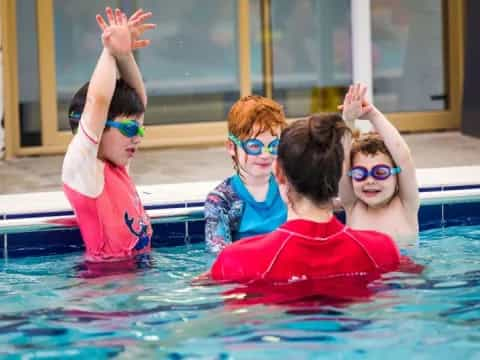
371;0;446;112
250;0;264;96
137;0;240;125
54;1;122;131
54;0;240;129
17;0;41;145
270;0;352;117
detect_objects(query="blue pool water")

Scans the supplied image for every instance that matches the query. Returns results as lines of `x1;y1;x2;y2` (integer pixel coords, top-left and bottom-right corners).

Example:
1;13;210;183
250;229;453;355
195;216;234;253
1;225;480;359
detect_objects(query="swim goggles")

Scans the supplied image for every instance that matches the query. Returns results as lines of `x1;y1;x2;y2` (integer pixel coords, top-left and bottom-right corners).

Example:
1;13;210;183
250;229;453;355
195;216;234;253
69;112;145;138
348;164;401;182
228;133;279;156
105;119;145;138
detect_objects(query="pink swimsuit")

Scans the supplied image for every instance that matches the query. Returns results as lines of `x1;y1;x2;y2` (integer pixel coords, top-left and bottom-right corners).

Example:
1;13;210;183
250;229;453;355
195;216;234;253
62;120;152;262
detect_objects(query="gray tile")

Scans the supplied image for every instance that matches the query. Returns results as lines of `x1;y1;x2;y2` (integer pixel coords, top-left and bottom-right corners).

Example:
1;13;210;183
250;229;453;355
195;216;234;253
1;131;480;194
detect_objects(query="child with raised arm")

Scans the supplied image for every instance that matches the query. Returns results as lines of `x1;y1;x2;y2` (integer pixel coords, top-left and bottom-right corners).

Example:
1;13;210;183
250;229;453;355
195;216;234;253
62;7;156;262
339;84;420;245
204;96;288;253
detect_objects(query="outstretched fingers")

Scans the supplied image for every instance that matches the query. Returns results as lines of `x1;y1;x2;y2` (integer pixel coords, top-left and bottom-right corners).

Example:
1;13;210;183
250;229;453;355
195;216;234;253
95;14;108;31
129;12;154;27
133;39;151;49
114;8;126;26
128;8;144;23
105;7;116;25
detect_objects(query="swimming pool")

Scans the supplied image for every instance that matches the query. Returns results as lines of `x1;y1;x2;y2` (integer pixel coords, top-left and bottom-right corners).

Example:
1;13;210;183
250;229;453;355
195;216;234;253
0;222;479;358
0;167;480;358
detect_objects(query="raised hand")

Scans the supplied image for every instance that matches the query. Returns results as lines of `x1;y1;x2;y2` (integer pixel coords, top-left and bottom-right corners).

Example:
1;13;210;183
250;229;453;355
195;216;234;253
96;7;132;57
127;8;156;50
340;84;374;122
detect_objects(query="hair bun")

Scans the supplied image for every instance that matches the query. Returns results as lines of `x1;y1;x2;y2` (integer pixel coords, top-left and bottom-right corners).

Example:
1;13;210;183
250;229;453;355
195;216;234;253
307;113;345;151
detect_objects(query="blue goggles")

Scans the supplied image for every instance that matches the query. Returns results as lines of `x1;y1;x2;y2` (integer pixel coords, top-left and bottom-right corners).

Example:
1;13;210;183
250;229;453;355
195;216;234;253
105;119;145;138
70;113;145;138
228;133;280;156
348;164;401;182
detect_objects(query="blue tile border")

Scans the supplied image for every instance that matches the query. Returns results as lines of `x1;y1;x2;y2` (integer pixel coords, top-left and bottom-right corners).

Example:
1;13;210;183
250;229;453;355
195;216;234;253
419;187;443;193
6;211;74;220
420;184;480;192
4;183;480;258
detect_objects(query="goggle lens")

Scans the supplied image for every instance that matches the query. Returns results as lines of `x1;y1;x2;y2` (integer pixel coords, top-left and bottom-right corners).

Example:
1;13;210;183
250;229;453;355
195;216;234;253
349;165;400;181
229;134;279;156
372;165;390;180
243;140;263;155
267;139;280;155
106;120;145;138
350;168;368;181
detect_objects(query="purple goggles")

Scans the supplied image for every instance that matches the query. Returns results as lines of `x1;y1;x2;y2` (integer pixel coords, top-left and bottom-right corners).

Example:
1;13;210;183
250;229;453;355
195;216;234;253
348;164;401;182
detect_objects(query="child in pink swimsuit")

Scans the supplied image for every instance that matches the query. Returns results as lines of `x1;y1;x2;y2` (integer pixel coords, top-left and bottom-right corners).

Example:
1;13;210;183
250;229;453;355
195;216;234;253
62;7;156;262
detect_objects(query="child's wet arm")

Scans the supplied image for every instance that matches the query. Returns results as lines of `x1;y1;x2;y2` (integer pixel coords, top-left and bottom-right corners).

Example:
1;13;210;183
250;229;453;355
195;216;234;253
82;48;117;139
116;54;147;107
204;199;232;253
368;109;413;168
369;109;419;210
205;215;231;253
338;132;356;209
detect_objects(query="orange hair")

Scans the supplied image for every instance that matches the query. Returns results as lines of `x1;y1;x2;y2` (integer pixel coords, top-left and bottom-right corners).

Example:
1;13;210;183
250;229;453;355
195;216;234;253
227;95;287;139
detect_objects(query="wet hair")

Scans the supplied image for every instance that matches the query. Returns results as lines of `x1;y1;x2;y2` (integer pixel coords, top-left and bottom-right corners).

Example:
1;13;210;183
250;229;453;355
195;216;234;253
278;113;351;204
68;79;145;134
227;95;287;172
351;132;397;167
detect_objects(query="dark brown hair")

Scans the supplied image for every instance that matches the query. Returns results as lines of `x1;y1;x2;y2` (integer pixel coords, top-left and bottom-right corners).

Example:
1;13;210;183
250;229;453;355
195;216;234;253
278;113;351;204
68;79;145;134
351;132;396;166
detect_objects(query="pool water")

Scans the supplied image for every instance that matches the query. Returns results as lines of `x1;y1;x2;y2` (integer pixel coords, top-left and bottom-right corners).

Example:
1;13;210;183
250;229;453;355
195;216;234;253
1;225;480;359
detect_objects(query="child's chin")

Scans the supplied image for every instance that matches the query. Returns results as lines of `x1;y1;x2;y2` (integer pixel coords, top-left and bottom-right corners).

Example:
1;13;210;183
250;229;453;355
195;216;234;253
364;196;390;208
110;158;129;167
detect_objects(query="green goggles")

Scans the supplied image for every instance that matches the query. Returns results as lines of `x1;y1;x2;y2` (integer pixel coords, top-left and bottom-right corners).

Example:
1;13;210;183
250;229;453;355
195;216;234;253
105;119;145;138
70;113;145;138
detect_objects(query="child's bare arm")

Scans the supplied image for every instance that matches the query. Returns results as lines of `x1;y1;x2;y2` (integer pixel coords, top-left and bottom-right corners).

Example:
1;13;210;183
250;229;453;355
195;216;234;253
365;106;420;212
83;10;132;139
338;130;355;210
338;85;368;210
356;85;419;212
81;50;116;139
96;8;156;110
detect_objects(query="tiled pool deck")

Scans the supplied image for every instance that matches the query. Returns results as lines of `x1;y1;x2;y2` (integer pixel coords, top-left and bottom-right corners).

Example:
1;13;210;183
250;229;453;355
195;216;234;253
1;131;480;195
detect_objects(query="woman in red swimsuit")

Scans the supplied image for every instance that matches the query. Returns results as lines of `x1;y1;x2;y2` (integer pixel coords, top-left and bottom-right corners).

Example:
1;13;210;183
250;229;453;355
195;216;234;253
209;113;400;284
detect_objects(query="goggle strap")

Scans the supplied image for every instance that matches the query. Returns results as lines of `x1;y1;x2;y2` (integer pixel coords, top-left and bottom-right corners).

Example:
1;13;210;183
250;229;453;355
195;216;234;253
228;133;242;147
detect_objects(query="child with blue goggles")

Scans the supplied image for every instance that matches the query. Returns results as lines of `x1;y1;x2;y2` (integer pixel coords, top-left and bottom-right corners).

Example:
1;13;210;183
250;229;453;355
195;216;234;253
339;84;420;246
204;95;288;253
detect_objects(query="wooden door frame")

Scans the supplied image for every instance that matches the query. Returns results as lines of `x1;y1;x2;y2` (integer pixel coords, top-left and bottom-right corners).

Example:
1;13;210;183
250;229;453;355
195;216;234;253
1;0;465;158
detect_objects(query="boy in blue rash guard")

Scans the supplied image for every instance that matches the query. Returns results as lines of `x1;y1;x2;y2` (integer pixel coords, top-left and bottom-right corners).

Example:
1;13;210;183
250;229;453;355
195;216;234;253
204;95;288;253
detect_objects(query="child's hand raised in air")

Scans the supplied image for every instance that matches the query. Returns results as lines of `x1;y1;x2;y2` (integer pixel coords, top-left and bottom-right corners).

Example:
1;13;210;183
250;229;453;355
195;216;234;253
96;7;132;57
340;84;375;123
127;8;156;50
96;7;156;56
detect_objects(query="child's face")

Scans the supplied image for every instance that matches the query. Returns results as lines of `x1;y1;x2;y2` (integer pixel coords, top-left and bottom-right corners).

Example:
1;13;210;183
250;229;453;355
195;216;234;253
351;152;398;208
228;128;281;179
98;116;143;167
